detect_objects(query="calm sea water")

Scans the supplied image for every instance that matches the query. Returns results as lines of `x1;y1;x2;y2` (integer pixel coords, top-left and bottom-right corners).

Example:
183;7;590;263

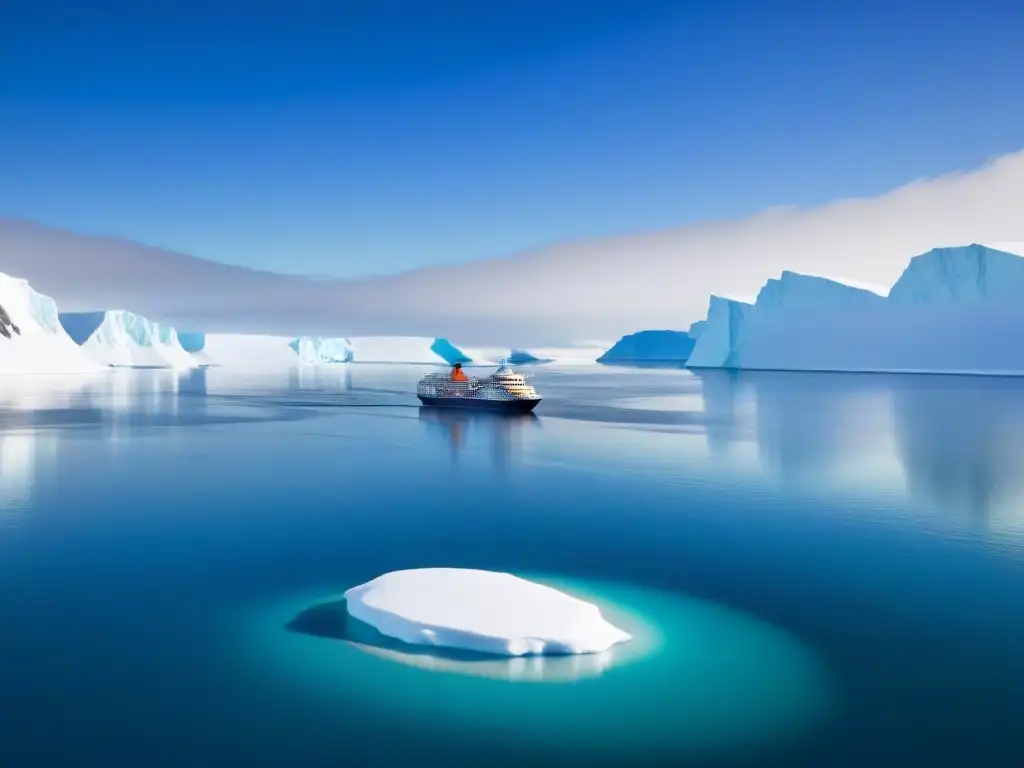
2;364;1024;767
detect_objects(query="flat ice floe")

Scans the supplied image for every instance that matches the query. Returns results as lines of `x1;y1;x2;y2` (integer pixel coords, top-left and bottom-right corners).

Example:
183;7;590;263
343;568;632;656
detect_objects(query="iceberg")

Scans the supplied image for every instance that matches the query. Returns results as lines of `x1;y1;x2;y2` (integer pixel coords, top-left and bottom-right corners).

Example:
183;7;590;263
685;245;1024;375
0;272;102;375
467;344;605;366
685;296;755;368
193;334;473;367
177;331;206;353
289;336;353;363
344;568;632;656
598;330;695;363
59;310;199;369
887;243;1024;305
427;338;472;365
507;348;550;364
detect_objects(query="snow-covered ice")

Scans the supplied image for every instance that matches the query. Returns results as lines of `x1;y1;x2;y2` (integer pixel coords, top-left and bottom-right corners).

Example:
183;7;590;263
683;244;1024;375
0;271;102;375
343;568;633;656
59;310;199;369
289;336;353;363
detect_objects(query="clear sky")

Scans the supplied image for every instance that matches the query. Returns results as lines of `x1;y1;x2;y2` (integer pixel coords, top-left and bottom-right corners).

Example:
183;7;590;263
2;0;1023;278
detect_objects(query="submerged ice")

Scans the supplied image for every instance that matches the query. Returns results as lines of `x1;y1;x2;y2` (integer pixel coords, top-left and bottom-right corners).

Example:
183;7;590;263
343;568;633;656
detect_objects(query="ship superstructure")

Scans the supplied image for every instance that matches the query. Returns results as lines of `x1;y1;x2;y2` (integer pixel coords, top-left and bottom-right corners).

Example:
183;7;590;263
417;360;541;412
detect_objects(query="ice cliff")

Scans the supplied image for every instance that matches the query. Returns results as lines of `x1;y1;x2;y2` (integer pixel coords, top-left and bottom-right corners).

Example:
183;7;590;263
59;310;199;369
598;330;696;363
887;243;1024;305
684;296;755;368
0;272;102;375
684;245;1024;375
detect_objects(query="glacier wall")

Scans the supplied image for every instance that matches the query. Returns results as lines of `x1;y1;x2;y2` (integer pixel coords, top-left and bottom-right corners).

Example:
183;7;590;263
0;272;102;375
59;310;199;369
685;244;1024;375
598;330;695;363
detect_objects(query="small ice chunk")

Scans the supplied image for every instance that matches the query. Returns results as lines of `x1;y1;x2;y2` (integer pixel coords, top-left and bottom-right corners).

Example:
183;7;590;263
343;568;632;656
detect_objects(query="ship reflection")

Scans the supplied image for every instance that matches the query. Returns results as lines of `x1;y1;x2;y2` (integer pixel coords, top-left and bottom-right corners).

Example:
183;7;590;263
418;407;540;471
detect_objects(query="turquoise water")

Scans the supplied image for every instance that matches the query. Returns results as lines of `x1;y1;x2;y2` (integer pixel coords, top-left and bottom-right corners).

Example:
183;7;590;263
240;577;831;763
2;365;1024;766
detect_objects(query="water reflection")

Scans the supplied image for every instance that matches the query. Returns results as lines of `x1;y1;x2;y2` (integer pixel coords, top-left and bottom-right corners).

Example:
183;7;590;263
72;369;345;436
0;374;94;412
418;407;540;471
696;369;754;454
690;369;1024;540
0;429;58;517
0;377;86;516
751;372;897;487
288;365;353;392
891;377;1024;537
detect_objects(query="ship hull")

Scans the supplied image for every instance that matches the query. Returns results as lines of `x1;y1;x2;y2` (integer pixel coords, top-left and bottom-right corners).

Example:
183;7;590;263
417;395;541;413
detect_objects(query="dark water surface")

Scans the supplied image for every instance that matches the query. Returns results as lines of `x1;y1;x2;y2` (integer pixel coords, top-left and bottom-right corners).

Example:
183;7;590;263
2;364;1024;767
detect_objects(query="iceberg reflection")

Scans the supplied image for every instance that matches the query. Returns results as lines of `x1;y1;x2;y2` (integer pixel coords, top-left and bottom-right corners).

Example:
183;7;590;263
891;376;1024;538
689;368;1024;541
0;376;81;516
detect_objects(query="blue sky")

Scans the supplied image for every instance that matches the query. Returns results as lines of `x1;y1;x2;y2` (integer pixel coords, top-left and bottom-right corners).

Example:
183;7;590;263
2;0;1023;278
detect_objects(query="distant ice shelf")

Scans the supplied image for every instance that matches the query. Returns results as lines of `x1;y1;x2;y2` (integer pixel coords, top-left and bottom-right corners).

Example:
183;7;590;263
343;568;633;656
193;334;474;367
191;335;604;367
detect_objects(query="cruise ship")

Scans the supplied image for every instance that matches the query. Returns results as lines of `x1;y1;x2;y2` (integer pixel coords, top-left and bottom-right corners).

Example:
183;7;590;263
417;361;542;413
